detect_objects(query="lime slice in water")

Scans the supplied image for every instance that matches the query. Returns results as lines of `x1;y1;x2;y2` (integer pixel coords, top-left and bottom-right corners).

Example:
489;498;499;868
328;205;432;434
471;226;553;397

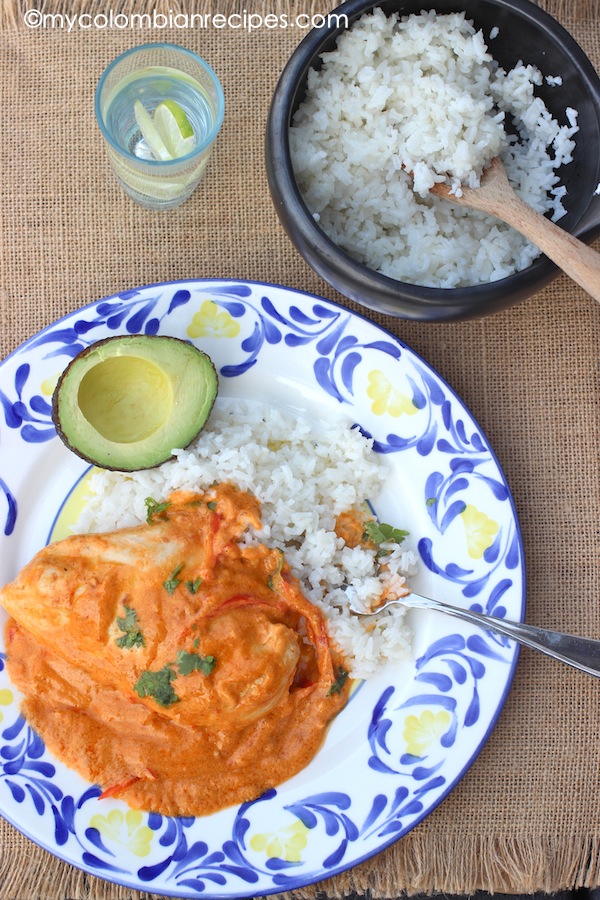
133;100;172;161
154;99;196;158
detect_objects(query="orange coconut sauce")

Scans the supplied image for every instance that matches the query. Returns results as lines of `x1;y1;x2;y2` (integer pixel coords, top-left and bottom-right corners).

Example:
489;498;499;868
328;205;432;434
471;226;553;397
335;509;369;548
0;483;350;817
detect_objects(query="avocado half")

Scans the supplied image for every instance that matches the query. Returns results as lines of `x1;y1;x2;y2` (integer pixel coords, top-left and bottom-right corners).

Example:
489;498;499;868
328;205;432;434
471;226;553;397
52;335;218;471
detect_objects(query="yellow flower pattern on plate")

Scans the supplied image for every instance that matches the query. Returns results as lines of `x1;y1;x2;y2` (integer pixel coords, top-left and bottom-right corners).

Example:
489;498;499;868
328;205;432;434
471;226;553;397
460;503;499;559
89;809;153;857
249;820;309;863
41;374;60;396
366;370;417;417
187;300;240;339
50;469;98;543
403;709;452;757
0;688;13;724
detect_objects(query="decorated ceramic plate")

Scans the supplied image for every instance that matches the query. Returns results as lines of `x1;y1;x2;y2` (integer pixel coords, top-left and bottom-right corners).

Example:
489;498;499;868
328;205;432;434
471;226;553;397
0;279;524;897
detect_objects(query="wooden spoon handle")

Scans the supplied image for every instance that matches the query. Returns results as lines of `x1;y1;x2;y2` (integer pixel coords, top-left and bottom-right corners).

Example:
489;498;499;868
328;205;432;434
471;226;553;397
500;196;600;303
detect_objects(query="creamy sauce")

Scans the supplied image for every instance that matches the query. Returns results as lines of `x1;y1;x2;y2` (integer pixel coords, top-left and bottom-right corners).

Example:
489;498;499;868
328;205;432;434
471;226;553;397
335;509;368;548
1;484;350;816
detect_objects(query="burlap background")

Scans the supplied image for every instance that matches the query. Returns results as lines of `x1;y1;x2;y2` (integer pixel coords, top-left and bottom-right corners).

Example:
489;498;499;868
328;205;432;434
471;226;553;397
1;0;600;897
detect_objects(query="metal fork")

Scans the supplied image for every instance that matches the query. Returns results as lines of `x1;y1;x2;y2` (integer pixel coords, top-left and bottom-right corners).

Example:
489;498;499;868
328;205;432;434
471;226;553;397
350;591;600;678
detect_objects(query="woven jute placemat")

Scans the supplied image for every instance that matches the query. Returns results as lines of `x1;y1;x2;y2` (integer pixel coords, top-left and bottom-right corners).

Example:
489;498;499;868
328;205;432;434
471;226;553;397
1;0;600;897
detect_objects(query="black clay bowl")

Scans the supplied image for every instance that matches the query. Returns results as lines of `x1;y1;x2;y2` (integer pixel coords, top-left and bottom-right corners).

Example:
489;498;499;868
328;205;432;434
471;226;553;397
266;0;600;321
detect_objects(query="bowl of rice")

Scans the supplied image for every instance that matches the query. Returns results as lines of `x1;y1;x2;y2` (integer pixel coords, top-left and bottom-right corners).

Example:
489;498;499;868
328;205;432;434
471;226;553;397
266;0;600;320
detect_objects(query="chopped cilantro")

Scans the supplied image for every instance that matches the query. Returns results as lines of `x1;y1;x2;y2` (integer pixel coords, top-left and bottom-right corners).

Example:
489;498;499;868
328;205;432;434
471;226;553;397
176;649;216;676
144;497;171;524
134;667;178;707
363;520;409;547
132;645;215;706
327;667;349;696
185;578;202;594
426;497;437;507
164;563;184;595
115;605;145;650
207;501;217;511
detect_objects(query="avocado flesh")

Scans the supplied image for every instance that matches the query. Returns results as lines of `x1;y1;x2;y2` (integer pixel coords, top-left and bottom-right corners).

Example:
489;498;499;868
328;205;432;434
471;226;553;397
52;335;218;471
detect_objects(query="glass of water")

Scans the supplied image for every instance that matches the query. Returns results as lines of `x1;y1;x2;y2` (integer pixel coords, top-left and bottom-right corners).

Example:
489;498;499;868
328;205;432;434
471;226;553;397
95;43;224;210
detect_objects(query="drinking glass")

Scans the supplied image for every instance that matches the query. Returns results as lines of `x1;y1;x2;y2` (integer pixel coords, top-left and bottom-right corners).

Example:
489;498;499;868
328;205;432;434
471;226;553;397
95;43;224;210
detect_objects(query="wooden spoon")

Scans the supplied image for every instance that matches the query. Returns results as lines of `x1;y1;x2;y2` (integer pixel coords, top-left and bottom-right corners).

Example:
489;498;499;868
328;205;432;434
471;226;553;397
430;157;600;303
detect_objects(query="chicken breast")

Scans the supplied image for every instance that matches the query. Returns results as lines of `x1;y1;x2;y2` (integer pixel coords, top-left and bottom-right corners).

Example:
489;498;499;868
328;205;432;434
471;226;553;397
1;483;350;816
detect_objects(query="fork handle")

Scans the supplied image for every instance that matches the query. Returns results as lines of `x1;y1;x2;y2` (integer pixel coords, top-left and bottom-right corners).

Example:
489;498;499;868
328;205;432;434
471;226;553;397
406;592;600;678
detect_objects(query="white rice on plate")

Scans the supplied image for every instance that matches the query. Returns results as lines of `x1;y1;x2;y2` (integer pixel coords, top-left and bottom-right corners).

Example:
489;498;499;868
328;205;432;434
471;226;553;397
74;399;417;680
290;9;579;288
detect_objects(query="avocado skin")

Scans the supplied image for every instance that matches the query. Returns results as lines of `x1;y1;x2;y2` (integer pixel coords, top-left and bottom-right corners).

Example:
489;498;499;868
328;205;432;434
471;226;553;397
52;334;218;472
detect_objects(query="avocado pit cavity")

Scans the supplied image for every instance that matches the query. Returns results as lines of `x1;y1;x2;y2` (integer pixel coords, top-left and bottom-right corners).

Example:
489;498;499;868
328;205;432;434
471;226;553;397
52;335;218;471
78;356;172;444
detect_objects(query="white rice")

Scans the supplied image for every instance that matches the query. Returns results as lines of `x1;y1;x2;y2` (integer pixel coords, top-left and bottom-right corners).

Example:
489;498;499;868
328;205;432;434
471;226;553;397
290;9;579;288
73;400;417;680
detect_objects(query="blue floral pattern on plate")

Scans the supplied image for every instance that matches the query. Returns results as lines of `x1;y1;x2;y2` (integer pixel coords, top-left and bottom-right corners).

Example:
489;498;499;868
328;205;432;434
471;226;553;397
0;280;524;898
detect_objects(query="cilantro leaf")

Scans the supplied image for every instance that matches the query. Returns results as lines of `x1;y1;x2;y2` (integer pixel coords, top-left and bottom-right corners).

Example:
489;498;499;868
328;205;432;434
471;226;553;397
327;667;349;696
144;497;171;524
134;667;178;707
363;520;409;546
176;649;216;676
115;605;145;650
164;563;184;595
185;578;202;594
